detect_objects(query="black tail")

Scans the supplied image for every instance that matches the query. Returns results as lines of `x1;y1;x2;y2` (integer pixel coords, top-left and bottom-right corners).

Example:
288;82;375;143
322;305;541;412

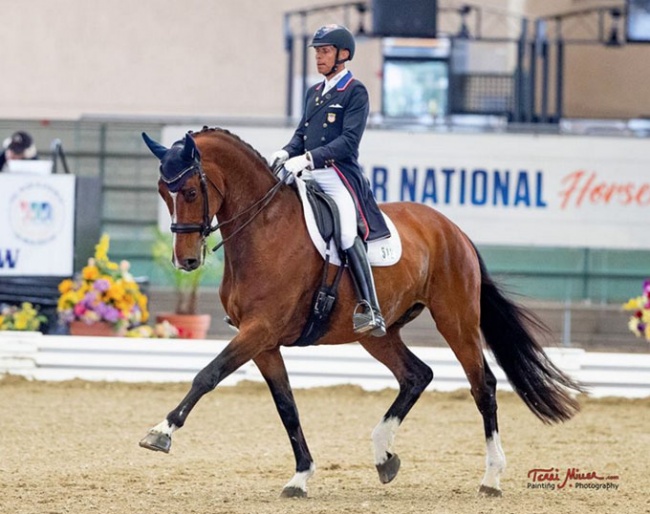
476;252;585;424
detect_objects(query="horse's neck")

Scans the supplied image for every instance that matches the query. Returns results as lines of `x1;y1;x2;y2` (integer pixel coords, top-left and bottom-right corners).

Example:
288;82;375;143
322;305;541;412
209;144;301;257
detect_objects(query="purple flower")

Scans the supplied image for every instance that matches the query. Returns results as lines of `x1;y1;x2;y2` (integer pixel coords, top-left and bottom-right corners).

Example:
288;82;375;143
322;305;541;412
83;291;98;305
94;279;111;292
97;304;120;323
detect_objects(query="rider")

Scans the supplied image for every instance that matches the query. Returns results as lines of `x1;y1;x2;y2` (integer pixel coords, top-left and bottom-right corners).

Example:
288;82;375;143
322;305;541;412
0;131;38;172
270;24;390;337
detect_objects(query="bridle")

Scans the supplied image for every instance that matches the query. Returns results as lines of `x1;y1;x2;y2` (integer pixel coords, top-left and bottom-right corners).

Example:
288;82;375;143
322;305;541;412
162;161;288;254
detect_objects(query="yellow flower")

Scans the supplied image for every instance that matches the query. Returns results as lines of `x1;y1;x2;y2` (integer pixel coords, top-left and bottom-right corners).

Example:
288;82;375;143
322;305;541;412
58;279;74;294
622;297;642;311
95;234;110;262
107;282;125;301
82;265;100;281
126;325;154;338
13;311;29;330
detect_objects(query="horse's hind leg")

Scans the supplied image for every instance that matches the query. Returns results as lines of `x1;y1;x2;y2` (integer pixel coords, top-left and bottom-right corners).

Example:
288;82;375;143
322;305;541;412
476;359;506;496
253;348;314;498
359;329;433;484
436;317;506;496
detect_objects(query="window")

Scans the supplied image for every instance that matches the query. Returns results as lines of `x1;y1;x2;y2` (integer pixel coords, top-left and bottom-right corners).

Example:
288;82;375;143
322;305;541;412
382;59;449;118
627;0;650;43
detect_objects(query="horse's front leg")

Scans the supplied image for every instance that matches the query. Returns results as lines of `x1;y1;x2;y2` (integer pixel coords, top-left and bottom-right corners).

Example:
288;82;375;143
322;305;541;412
253;348;315;498
360;332;433;484
139;333;260;453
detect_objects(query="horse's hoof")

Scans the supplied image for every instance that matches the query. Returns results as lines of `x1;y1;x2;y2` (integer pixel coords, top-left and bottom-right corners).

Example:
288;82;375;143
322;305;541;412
139;431;172;453
376;452;401;484
280;486;307;498
478;485;502;497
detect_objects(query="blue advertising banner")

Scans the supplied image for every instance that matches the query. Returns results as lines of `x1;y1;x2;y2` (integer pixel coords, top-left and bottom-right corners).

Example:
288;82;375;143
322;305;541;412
161;126;650;250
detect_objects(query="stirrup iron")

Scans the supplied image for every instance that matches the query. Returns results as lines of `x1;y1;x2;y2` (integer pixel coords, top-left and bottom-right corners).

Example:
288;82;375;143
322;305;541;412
352;301;386;337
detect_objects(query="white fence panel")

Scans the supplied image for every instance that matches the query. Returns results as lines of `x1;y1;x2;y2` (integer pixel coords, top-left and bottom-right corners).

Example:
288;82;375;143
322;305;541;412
1;333;648;398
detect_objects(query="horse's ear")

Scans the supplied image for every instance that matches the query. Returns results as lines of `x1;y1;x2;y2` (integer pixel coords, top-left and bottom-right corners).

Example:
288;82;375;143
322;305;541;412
142;132;168;160
181;133;200;162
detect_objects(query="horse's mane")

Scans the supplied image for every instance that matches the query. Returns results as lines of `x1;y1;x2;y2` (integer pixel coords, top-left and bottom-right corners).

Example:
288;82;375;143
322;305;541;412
191;126;273;173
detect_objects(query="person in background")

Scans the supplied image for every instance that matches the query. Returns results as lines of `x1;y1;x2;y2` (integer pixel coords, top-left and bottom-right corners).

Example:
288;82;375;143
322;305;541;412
270;25;390;337
0;131;38;172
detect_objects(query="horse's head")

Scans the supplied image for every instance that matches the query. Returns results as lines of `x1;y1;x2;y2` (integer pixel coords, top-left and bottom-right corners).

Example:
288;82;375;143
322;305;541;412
143;131;221;271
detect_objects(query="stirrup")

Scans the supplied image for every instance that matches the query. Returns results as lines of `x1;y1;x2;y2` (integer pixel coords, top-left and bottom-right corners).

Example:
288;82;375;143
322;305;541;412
352;301;386;337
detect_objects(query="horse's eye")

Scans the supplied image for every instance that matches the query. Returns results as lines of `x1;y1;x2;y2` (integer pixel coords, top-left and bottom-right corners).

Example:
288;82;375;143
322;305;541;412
184;188;198;202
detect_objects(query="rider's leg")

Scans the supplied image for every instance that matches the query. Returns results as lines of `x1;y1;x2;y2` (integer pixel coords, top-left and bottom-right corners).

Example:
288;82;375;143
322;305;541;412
345;236;386;336
311;168;386;337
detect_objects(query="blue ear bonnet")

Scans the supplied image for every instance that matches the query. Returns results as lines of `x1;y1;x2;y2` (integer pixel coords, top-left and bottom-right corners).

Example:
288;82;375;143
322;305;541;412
142;132;201;192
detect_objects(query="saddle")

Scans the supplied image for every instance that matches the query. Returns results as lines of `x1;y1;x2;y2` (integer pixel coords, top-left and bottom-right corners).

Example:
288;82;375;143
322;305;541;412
303;179;341;246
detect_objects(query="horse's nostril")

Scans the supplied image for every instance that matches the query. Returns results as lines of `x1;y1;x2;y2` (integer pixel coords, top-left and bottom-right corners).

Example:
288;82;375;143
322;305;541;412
181;258;200;271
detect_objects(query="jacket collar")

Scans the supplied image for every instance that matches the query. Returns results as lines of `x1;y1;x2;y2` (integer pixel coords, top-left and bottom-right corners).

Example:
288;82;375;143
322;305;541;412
317;70;354;94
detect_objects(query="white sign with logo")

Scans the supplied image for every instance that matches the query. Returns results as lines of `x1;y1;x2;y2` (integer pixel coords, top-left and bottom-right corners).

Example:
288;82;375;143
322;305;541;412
0;174;76;276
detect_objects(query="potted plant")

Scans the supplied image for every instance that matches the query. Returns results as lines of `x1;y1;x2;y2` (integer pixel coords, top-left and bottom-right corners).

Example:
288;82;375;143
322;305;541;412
57;234;149;336
0;302;47;332
622;278;650;342
151;228;222;339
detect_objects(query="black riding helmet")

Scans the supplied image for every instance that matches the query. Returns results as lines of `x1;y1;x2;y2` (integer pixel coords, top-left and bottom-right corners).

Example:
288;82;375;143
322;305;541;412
309;24;355;75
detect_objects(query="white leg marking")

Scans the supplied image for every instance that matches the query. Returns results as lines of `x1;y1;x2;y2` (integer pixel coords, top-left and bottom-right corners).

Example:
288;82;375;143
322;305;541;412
150;419;177;436
371;416;401;465
283;462;315;493
481;431;506;490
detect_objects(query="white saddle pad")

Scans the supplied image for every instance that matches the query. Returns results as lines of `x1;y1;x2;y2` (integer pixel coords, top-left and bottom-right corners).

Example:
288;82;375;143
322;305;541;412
295;178;402;267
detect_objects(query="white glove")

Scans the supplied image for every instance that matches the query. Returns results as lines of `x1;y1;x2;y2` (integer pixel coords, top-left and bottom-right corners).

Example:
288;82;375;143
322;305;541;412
284;153;312;175
270;149;289;168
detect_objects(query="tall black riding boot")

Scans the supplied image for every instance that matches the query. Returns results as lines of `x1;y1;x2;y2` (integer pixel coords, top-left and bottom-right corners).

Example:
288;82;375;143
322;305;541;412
345;237;386;337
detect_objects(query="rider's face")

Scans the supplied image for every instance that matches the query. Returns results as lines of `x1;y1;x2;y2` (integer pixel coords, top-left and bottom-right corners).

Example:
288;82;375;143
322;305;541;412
314;45;337;76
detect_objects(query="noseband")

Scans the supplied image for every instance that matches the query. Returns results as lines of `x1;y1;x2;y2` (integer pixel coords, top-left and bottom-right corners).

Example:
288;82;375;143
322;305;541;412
162;161;288;254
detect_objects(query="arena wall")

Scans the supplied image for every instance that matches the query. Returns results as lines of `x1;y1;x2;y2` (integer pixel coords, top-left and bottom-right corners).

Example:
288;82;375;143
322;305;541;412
1;0;648;120
1;331;648;398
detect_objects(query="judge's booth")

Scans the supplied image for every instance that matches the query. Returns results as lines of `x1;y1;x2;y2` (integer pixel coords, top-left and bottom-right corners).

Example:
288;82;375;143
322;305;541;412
0;155;101;333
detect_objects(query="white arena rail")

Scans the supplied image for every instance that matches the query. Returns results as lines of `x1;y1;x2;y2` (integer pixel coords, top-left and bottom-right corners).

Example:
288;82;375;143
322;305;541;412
1;332;649;398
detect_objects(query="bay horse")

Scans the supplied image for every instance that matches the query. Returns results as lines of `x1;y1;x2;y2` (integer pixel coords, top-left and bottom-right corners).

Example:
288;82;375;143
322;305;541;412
140;127;583;498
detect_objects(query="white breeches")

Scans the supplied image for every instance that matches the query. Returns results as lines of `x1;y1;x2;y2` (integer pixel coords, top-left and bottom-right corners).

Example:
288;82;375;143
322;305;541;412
310;167;358;250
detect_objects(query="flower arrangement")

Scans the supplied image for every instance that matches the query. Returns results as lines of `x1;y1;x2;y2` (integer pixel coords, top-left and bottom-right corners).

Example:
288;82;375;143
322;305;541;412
126;320;179;339
57;234;149;334
0;302;47;332
622;278;650;342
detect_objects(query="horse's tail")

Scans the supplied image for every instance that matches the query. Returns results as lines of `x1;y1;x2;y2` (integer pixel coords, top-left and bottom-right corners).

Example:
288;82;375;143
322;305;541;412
476;251;585;424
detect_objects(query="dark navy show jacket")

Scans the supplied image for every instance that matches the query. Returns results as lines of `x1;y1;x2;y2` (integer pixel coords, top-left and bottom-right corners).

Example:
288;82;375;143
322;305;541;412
284;71;390;242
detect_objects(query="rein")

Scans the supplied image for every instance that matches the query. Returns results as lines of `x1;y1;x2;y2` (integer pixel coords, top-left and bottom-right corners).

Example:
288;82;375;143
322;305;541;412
166;162;289;254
